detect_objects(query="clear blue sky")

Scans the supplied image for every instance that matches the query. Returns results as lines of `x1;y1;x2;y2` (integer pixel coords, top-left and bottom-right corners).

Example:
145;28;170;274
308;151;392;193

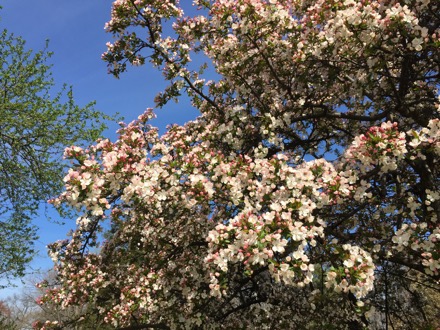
0;1;198;298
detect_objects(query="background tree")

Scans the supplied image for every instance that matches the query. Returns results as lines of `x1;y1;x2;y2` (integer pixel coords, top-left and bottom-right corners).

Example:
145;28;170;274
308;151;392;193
0;27;113;284
36;0;439;329
0;272;113;330
0;299;17;329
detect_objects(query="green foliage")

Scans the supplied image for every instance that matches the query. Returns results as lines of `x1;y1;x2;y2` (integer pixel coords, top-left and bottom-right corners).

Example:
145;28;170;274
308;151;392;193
0;29;114;284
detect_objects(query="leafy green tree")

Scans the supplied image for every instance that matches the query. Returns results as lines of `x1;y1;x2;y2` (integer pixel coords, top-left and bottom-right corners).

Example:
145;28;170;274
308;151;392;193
0;28;112;285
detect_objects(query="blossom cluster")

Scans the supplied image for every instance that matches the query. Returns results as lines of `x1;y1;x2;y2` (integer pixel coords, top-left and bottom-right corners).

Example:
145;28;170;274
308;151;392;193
344;121;407;173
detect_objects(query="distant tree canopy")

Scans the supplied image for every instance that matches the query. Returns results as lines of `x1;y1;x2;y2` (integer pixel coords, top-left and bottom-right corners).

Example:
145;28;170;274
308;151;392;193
0;28;112;284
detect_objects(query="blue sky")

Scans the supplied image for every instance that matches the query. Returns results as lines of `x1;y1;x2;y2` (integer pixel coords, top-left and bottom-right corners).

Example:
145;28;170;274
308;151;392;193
0;1;198;298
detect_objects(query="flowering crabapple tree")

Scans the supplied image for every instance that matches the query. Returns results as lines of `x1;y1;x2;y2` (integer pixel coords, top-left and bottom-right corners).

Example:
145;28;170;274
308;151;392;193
35;0;439;329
